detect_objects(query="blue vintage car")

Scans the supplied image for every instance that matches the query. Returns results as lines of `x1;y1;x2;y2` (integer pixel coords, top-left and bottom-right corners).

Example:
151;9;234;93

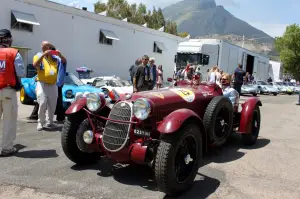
20;72;104;109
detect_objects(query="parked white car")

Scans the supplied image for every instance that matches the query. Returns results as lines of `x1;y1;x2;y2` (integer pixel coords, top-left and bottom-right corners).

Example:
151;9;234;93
91;77;133;101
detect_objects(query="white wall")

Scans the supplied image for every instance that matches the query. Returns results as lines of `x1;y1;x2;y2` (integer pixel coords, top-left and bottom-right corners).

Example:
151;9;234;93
1;0;184;80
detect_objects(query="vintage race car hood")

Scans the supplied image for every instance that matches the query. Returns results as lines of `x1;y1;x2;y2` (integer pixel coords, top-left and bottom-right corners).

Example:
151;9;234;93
129;84;222;117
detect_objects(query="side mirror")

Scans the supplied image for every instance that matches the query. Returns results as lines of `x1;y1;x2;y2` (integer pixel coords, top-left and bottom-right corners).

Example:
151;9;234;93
174;55;177;63
167;77;173;82
202;55;210;65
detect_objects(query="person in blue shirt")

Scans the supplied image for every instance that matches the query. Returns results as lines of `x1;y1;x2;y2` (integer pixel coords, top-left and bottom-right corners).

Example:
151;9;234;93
0;29;25;156
54;46;67;122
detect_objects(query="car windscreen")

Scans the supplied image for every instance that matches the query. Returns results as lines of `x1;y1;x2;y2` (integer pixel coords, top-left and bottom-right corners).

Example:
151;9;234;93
95;80;108;87
108;80;124;87
64;73;84;86
121;80;131;86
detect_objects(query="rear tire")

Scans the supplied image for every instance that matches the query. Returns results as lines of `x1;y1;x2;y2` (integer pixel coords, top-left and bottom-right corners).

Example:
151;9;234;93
242;105;261;145
203;96;233;146
155;123;202;196
61;115;100;165
252;93;257;96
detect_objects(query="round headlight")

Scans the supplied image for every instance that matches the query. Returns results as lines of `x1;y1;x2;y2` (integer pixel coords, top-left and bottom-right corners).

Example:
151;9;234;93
86;93;101;111
74;92;83;101
133;98;151;120
83;130;94;144
65;90;73;98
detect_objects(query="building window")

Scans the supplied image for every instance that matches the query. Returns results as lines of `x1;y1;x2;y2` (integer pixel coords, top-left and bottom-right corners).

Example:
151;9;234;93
153;41;166;54
10;10;40;32
99;29;119;46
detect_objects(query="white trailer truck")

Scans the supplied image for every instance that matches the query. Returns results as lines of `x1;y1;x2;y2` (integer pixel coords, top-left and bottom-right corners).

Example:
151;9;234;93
174;39;270;81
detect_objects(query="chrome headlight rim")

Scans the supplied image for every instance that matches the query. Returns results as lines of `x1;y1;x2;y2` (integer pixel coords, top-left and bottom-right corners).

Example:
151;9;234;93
83;130;94;144
86;92;101;112
133;98;151;120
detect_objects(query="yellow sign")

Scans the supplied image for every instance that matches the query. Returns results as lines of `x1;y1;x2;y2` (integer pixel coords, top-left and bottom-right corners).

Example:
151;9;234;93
150;93;164;99
170;88;195;102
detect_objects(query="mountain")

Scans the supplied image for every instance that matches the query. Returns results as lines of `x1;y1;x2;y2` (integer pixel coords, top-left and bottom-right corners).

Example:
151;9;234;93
162;0;274;44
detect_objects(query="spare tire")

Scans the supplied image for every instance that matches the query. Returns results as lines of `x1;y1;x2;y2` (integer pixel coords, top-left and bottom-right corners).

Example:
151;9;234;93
203;96;233;146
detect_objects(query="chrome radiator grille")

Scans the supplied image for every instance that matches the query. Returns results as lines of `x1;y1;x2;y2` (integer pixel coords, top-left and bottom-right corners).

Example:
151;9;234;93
102;101;132;152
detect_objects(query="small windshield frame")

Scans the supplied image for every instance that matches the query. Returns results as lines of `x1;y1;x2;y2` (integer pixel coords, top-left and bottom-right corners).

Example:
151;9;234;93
64;73;84;86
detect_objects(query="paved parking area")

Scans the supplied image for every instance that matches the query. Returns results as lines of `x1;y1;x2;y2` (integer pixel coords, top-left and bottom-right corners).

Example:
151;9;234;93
0;94;300;199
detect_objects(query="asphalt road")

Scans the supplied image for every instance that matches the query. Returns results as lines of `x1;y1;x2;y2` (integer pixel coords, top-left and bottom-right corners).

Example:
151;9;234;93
0;93;300;199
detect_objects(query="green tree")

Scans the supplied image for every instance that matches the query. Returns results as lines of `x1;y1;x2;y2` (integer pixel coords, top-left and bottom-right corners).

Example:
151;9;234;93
94;1;107;13
177;32;189;38
275;24;300;80
93;0;178;36
157;8;165;28
165;21;177;35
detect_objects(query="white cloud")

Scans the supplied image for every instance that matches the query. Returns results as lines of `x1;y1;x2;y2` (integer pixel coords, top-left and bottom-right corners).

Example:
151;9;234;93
249;22;288;37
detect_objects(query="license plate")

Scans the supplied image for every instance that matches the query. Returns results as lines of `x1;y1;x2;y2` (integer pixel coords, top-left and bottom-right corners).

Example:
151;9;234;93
134;128;151;137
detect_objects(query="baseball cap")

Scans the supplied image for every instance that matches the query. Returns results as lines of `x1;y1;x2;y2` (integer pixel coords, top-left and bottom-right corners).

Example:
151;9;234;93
0;29;12;38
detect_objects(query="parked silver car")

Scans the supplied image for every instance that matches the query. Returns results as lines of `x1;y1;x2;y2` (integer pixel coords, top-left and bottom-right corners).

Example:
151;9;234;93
241;83;258;96
254;81;279;96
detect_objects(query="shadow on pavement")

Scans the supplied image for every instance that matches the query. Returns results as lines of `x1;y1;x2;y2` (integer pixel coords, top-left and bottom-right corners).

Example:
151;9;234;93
15;149;59;158
164;174;220;199
70;136;270;197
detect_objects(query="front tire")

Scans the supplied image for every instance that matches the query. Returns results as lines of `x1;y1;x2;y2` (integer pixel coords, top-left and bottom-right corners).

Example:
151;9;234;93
252;93;257;96
242;105;261;145
61;115;100;165
155;123;202;196
273;93;277;96
20;86;33;105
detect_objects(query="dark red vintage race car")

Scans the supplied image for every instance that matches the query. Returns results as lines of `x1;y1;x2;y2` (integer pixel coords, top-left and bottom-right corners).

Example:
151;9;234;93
61;80;262;196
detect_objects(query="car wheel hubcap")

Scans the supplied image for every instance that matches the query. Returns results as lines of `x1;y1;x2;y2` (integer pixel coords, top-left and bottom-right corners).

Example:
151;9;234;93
174;135;197;183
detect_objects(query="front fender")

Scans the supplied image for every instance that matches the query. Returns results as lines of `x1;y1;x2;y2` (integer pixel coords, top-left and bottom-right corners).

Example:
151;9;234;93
157;108;202;134
65;97;86;115
239;97;262;133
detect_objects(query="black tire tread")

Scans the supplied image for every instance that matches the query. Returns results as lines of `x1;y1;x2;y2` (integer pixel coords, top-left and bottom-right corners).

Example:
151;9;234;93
203;96;233;146
61;116;99;165
20;87;33;105
154;123;202;196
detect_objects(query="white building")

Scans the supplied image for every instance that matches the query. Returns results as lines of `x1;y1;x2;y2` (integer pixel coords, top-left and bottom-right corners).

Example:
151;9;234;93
1;0;185;79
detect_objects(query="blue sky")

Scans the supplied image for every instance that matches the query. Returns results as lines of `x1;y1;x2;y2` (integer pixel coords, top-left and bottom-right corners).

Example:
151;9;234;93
52;0;299;37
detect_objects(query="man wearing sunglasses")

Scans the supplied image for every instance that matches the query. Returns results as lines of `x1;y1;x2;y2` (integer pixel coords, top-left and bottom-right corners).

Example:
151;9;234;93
221;73;239;111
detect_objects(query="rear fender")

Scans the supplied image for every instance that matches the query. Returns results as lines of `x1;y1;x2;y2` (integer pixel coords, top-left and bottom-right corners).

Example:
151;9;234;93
238;97;262;134
65;97;86;115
